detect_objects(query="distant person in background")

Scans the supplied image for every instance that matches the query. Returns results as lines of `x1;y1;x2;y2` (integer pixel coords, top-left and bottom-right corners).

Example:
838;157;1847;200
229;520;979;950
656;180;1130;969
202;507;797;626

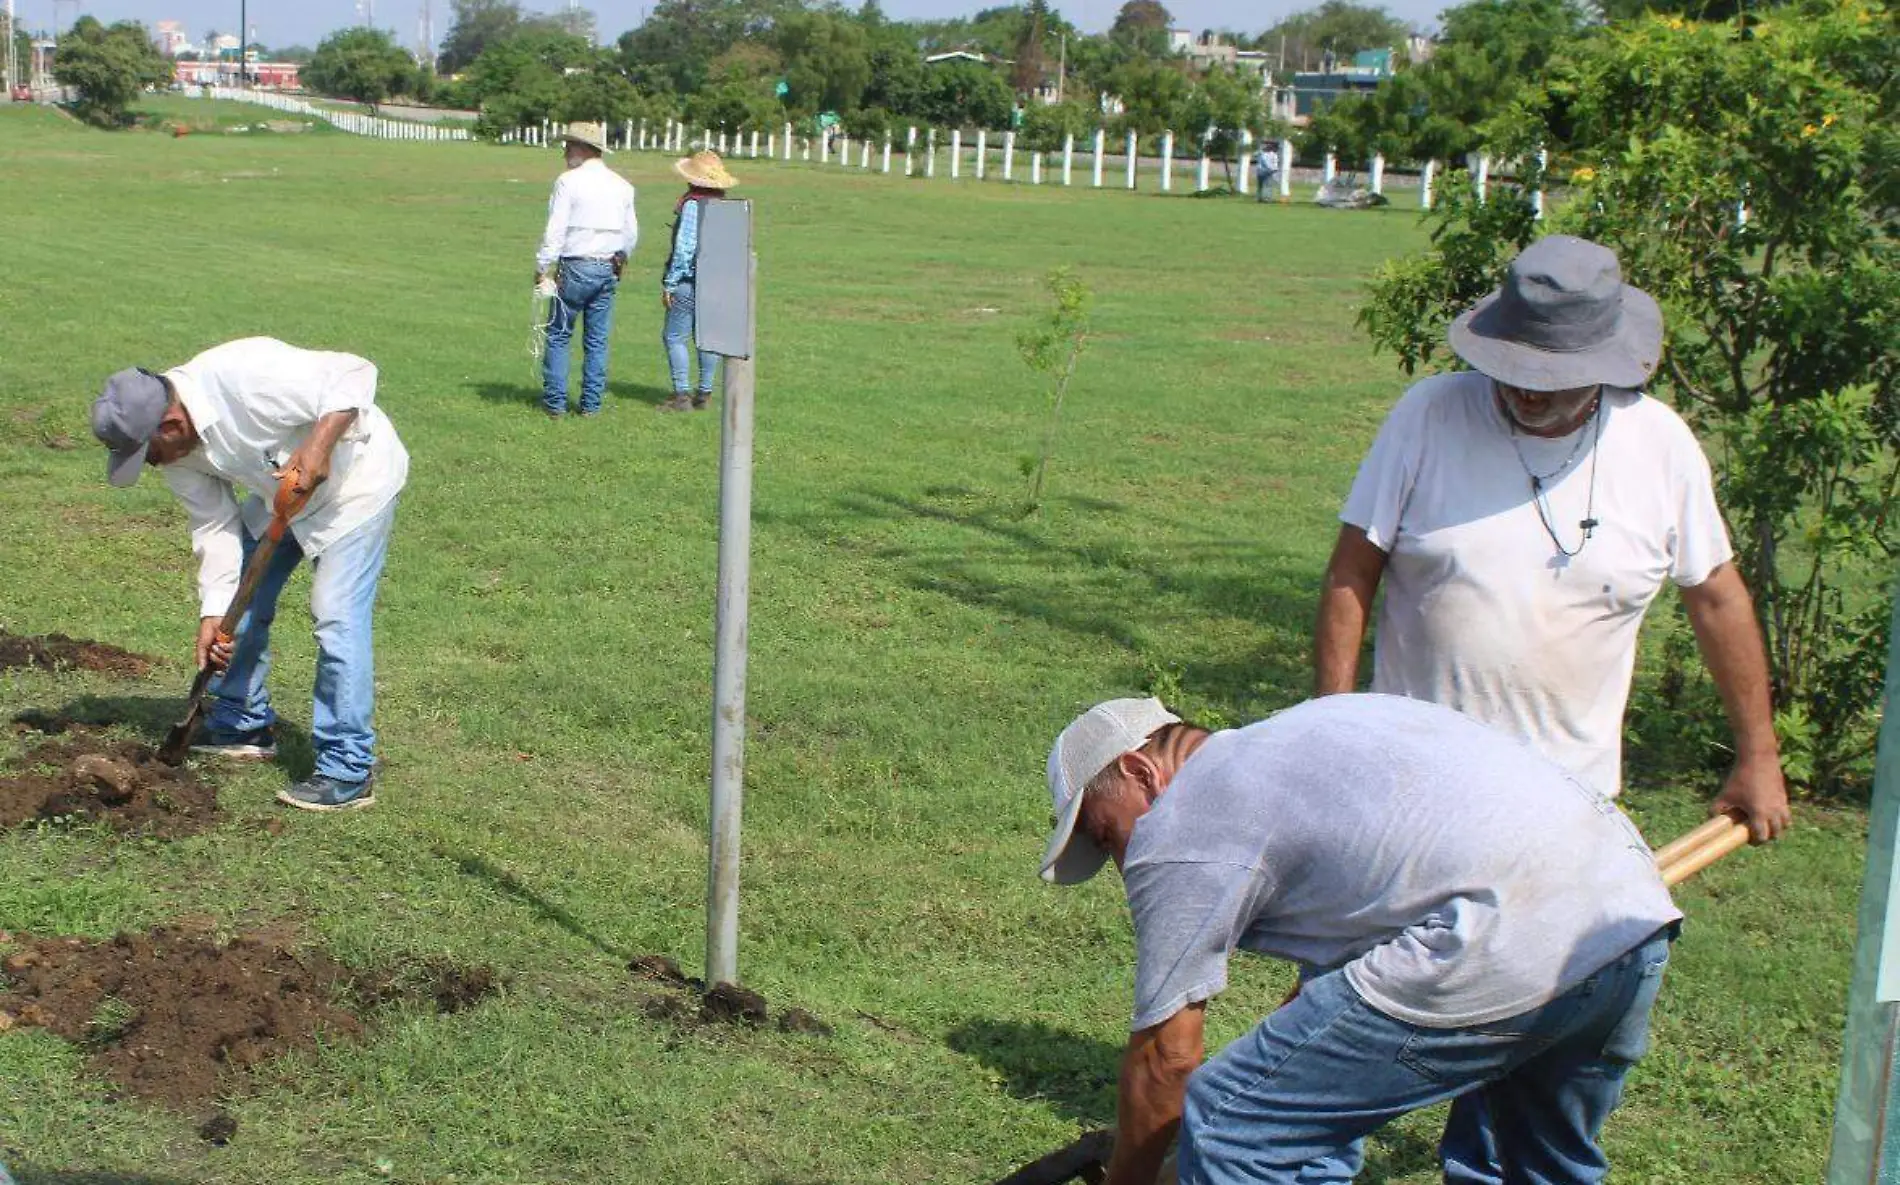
1253;141;1279;203
658;150;737;413
534;122;637;420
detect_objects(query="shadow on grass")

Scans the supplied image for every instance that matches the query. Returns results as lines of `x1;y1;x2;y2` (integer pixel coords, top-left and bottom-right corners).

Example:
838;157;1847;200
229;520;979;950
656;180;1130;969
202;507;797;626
759;485;1322;723
946;1018;1118;1125
467;380;677;411
8;1166;201;1185
606;380;678;408
10;695;314;779
1358;1122;1443;1183
439;847;628;962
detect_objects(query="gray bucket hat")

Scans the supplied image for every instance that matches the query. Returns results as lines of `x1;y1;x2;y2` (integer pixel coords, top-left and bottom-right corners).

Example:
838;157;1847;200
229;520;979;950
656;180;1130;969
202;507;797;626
1448;235;1663;392
90;367;171;487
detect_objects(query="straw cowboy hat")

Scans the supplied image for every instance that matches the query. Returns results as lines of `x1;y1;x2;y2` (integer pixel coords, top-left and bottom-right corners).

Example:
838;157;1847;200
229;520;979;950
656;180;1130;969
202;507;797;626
1448;235;1663;392
557;122;611;154
675;150;738;190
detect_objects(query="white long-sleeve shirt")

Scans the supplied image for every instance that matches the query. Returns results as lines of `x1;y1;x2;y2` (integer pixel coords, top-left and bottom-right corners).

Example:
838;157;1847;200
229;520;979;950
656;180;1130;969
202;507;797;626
535;158;638;273
160;338;410;617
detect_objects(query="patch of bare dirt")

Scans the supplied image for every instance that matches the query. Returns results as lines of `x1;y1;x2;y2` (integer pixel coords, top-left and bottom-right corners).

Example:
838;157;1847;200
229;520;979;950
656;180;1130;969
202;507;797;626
0;927;501;1116
0;630;156;677
628;953;834;1037
0;729;219;837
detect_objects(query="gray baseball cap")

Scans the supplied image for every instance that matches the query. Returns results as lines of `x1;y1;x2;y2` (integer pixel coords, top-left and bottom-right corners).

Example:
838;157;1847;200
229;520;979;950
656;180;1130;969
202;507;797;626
91;368;170;487
1448;235;1663;392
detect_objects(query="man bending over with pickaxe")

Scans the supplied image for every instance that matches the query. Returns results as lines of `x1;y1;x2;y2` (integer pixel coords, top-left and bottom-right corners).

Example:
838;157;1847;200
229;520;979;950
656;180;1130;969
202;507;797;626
1039;693;1681;1185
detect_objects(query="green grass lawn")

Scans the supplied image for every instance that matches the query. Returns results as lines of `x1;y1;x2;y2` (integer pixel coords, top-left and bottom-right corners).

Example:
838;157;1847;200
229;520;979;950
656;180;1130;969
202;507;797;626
0;98;1867;1184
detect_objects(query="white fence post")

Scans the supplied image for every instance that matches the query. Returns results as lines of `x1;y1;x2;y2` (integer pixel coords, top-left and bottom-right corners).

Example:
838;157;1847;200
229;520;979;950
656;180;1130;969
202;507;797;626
840;131;850;165
1239;131;1253;195
1125;131;1138;189
860;141;870;169
926;127;937;177
1003;131;1015;181
750;129;759;158
882;133;892;173
975;129;987;180
1196;149;1210;192
784;123;793;160
1324;151;1337;184
1063;132;1075;186
1032;151;1043;184
905;126;918;176
1161;130;1174;191
1421;159;1436;209
951;129;962;179
1371;152;1385;195
1532;146;1548;219
1280;139;1294;198
1475;153;1490;203
1092;128;1105;187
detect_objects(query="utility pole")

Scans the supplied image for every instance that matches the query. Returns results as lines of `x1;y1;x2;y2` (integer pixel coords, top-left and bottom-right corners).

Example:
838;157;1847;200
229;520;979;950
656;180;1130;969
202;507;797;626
237;0;245;86
4;0;15;99
1056;31;1065;103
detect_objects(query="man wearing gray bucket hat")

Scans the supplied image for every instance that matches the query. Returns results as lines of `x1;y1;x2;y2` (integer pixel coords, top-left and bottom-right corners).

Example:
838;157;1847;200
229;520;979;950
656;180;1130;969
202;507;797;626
1314;234;1785;1182
534;121;638;418
1040;693;1681;1185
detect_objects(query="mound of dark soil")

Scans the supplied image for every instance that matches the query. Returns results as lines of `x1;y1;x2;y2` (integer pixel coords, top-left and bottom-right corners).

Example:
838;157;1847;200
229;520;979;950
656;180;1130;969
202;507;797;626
0;631;156;678
0;928;501;1112
0;732;219;837
628;953;834;1037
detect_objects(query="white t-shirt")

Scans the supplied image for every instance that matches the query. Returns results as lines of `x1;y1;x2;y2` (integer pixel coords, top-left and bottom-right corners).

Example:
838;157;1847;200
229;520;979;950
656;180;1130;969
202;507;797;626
536;157;639;273
1125;694;1681;1031
162;338;410;617
1339;371;1732;795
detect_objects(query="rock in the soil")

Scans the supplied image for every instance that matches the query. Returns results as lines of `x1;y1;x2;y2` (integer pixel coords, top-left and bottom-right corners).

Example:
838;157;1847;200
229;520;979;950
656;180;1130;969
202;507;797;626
70;754;139;804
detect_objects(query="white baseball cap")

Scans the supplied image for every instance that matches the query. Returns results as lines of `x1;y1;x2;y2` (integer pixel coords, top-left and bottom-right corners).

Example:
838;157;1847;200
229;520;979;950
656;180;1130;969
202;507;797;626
1042;697;1180;885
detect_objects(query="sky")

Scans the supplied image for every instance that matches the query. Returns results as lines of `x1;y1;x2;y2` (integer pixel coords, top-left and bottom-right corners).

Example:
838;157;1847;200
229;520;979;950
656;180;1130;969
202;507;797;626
18;0;1450;55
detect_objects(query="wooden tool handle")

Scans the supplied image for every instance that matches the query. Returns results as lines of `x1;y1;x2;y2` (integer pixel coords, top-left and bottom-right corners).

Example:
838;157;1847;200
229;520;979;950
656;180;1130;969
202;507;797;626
1660;819;1750;886
1652;813;1742;870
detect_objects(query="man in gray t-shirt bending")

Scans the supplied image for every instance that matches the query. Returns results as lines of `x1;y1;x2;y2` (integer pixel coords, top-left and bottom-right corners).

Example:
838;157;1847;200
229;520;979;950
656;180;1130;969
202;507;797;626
1041;693;1681;1185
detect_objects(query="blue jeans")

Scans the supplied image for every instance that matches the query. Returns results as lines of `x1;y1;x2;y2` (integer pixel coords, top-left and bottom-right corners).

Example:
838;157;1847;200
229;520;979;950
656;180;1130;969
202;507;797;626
543;258;618;414
1178;929;1673;1185
1256;170;1276;201
662;280;719;395
206;498;397;784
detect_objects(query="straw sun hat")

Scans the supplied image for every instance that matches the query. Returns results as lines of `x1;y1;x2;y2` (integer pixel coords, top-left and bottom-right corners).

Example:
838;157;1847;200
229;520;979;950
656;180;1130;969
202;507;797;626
556;122;610;154
674;150;738;190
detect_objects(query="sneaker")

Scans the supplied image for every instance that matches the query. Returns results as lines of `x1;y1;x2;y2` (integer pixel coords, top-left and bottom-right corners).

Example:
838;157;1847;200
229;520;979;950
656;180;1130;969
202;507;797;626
691;391;712;410
544;408;566;419
657;393;694;412
190;726;277;761
276;774;376;812
577;408;601;418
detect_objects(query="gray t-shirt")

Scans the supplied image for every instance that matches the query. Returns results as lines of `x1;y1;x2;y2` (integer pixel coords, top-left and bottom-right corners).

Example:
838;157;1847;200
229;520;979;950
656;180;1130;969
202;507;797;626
1124;694;1681;1031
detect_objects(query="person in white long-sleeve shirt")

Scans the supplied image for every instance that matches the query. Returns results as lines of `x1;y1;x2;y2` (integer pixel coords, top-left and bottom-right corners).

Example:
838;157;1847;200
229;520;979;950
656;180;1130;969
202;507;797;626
535;122;638;418
90;338;409;812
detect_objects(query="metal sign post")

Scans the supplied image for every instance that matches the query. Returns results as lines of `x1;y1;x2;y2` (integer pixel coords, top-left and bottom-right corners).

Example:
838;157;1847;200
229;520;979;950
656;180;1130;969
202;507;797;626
1828;588;1900;1184
698;199;757;988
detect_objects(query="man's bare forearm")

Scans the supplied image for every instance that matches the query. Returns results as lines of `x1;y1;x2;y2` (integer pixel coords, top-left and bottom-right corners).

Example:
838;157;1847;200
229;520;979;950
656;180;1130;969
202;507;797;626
1314;526;1386;696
